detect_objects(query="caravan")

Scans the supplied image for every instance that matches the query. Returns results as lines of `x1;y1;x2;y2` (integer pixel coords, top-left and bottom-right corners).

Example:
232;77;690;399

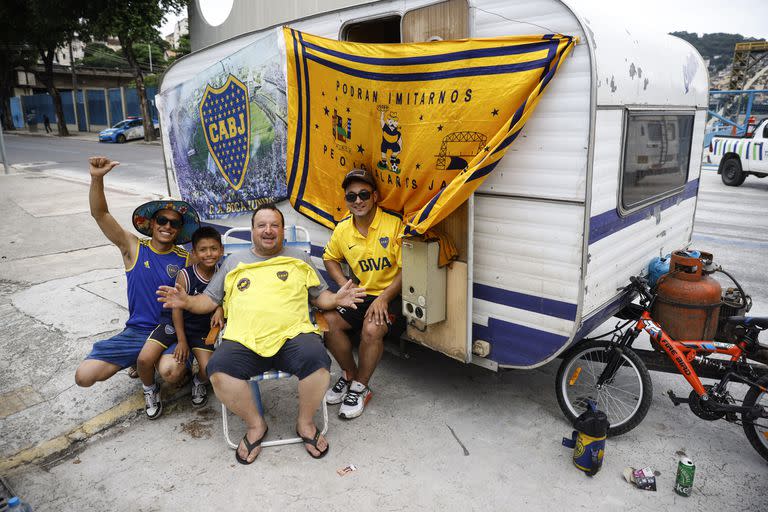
158;0;708;371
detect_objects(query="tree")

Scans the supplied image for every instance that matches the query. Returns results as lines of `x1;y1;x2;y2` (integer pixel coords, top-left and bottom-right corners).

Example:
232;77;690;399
80;42;124;69
131;37;168;74
167;33;190;65
86;0;187;142
0;0;86;135
0;2;36;130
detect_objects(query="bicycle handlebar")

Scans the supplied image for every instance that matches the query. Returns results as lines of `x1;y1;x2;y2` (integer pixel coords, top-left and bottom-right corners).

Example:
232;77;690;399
626;275;655;304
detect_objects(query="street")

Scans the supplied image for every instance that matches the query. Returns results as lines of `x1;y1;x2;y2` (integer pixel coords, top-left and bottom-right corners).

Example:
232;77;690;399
0;137;767;511
3;133;168;196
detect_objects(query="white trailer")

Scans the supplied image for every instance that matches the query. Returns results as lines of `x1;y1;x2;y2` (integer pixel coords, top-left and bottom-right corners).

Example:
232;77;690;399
159;0;709;370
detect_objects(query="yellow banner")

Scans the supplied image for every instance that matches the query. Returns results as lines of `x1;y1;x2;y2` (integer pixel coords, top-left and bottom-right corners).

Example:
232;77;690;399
285;28;576;234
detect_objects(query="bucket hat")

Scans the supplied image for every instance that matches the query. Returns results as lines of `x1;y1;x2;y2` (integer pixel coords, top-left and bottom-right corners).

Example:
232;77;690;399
132;200;200;245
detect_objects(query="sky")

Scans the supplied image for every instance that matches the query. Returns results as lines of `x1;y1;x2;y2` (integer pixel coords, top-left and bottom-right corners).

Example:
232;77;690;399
158;1;768;41
568;0;768;40
159;6;187;37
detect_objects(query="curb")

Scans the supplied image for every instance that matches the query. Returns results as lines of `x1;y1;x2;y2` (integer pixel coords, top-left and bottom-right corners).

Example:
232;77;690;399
0;380;194;473
0;393;144;473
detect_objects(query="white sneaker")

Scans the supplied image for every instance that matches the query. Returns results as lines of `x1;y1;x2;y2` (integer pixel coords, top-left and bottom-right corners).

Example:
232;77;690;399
338;380;372;419
191;379;208;407
325;375;350;405
144;385;163;420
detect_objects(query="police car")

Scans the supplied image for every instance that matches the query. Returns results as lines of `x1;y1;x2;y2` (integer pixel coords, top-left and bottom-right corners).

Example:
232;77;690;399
98;117;158;143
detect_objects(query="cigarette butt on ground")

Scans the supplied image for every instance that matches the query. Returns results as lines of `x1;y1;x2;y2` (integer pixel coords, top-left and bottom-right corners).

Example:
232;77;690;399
337;464;357;476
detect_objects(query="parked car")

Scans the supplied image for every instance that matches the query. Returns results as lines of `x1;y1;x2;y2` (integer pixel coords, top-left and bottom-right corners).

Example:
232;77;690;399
707;118;768;186
99;117;159;143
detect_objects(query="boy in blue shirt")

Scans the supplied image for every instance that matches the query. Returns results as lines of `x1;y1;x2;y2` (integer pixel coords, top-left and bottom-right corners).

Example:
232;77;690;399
137;227;224;418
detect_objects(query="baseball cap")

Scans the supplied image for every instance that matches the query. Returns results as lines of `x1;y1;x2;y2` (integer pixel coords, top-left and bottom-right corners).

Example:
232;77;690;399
341;168;377;190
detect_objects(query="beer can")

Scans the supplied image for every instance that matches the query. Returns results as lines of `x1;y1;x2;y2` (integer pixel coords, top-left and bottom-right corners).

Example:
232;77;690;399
674;457;695;497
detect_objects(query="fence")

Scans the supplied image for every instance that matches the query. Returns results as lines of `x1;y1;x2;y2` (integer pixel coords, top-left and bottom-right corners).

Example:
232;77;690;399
9;86;159;133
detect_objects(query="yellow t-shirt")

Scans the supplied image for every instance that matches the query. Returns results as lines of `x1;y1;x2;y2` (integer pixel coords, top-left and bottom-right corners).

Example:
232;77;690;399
222;256;320;356
323;206;403;296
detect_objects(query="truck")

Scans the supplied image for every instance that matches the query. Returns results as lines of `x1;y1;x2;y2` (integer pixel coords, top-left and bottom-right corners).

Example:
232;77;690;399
707;118;768;186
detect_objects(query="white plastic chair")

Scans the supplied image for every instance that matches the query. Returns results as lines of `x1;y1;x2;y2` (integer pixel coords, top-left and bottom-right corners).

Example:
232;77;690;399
219;225;328;449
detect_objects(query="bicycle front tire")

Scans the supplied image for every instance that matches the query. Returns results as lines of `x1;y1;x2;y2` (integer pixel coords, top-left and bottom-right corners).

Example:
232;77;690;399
741;375;768;463
556;339;653;436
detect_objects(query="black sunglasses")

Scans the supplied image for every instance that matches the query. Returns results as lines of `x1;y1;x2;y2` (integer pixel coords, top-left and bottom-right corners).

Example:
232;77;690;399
155;215;183;229
345;190;372;203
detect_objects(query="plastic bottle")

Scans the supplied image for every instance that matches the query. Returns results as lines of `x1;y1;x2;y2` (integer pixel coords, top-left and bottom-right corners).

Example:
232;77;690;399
6;497;33;511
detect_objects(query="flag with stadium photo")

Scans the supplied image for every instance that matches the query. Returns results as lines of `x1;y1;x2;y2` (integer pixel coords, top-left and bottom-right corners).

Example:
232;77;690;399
284;28;576;234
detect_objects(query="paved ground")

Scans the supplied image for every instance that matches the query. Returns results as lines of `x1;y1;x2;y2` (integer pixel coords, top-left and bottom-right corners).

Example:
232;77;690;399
2;130;166;196
0;156;766;511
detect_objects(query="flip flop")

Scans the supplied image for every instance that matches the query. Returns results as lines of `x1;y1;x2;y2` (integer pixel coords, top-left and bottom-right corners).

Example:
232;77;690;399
235;427;268;465
127;366;139;379
297;428;330;459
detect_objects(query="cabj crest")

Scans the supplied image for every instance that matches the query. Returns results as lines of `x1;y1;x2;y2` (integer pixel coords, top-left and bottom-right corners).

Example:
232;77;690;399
199;75;251;191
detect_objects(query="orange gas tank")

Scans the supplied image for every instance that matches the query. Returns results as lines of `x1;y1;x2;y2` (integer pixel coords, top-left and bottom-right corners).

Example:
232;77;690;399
651;251;722;341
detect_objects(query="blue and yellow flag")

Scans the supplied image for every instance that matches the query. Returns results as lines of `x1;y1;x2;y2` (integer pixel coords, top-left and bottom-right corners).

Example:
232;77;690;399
285;28;576;234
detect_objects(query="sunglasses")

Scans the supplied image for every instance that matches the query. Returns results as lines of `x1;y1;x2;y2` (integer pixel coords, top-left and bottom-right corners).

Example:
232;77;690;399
154;215;183;229
345;190;372;203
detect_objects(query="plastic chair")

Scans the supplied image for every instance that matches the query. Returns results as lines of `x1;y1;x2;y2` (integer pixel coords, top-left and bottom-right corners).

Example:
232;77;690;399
219;225;328;450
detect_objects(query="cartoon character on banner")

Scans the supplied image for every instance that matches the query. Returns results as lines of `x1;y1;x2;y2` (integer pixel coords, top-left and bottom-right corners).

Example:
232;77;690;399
377;105;402;174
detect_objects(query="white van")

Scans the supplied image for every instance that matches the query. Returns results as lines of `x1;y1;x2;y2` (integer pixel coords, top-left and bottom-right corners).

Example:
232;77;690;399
159;0;709;370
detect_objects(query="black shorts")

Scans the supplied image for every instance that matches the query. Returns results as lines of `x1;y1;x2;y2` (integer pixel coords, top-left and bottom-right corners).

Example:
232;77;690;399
206;333;330;381
337;295;404;335
147;323;213;353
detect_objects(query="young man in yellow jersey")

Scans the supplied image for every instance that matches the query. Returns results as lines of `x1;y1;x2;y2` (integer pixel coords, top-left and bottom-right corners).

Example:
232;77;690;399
158;204;365;464
323;169;405;419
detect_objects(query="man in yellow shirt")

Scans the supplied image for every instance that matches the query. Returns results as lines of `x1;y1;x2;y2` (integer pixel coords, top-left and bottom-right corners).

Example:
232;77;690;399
158;204;365;464
323;169;405;419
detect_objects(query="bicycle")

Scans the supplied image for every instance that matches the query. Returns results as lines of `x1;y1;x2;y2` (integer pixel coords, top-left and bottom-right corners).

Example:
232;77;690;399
555;275;768;462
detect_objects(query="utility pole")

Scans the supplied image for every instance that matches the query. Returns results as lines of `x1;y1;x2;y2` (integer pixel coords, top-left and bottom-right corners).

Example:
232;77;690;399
148;43;153;73
0;121;9;174
69;40;79;130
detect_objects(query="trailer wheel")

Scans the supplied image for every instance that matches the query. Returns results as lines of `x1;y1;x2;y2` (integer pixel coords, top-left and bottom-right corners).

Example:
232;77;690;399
555;339;653;436
720;157;746;187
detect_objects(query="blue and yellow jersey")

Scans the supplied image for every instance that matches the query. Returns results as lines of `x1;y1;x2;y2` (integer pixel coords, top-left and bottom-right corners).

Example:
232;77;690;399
125;239;189;331
323;206;403;296
222;256;320;356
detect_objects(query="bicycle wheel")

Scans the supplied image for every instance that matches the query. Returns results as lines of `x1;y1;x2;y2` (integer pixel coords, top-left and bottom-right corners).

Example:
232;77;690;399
741;376;768;463
556;339;653;436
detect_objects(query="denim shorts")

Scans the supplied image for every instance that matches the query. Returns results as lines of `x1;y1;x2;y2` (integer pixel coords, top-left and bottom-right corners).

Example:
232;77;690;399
85;327;153;369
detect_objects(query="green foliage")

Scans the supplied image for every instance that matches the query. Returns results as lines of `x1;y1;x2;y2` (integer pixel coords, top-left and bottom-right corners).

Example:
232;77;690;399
177;33;191;55
128;73;160;88
670;31;762;73
80;42;123;68
131;39;168;72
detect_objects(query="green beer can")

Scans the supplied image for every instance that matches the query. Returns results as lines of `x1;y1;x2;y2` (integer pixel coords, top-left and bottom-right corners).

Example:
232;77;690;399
674;457;695;497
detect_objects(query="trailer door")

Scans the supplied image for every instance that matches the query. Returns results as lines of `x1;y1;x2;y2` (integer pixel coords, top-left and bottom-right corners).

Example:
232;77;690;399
400;0;473;363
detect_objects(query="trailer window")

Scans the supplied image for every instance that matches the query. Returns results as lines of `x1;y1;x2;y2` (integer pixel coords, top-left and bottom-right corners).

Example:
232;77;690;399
621;113;694;211
342;16;401;43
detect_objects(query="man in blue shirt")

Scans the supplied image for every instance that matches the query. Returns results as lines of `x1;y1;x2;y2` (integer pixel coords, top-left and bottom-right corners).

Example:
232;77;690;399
75;156;199;389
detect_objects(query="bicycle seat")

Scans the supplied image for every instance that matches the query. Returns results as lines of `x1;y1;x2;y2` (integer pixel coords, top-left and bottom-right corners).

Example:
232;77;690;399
725;316;768;330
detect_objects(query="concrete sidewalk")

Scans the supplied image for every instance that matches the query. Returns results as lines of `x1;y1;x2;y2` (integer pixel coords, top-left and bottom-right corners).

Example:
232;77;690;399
0;168;766;511
0;168;157;467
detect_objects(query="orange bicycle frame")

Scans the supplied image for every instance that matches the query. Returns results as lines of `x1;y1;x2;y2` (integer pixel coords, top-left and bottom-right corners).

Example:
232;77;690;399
635;310;744;396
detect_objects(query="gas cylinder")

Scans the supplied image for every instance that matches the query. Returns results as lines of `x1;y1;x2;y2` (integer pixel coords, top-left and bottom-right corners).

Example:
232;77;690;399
651;251;721;341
